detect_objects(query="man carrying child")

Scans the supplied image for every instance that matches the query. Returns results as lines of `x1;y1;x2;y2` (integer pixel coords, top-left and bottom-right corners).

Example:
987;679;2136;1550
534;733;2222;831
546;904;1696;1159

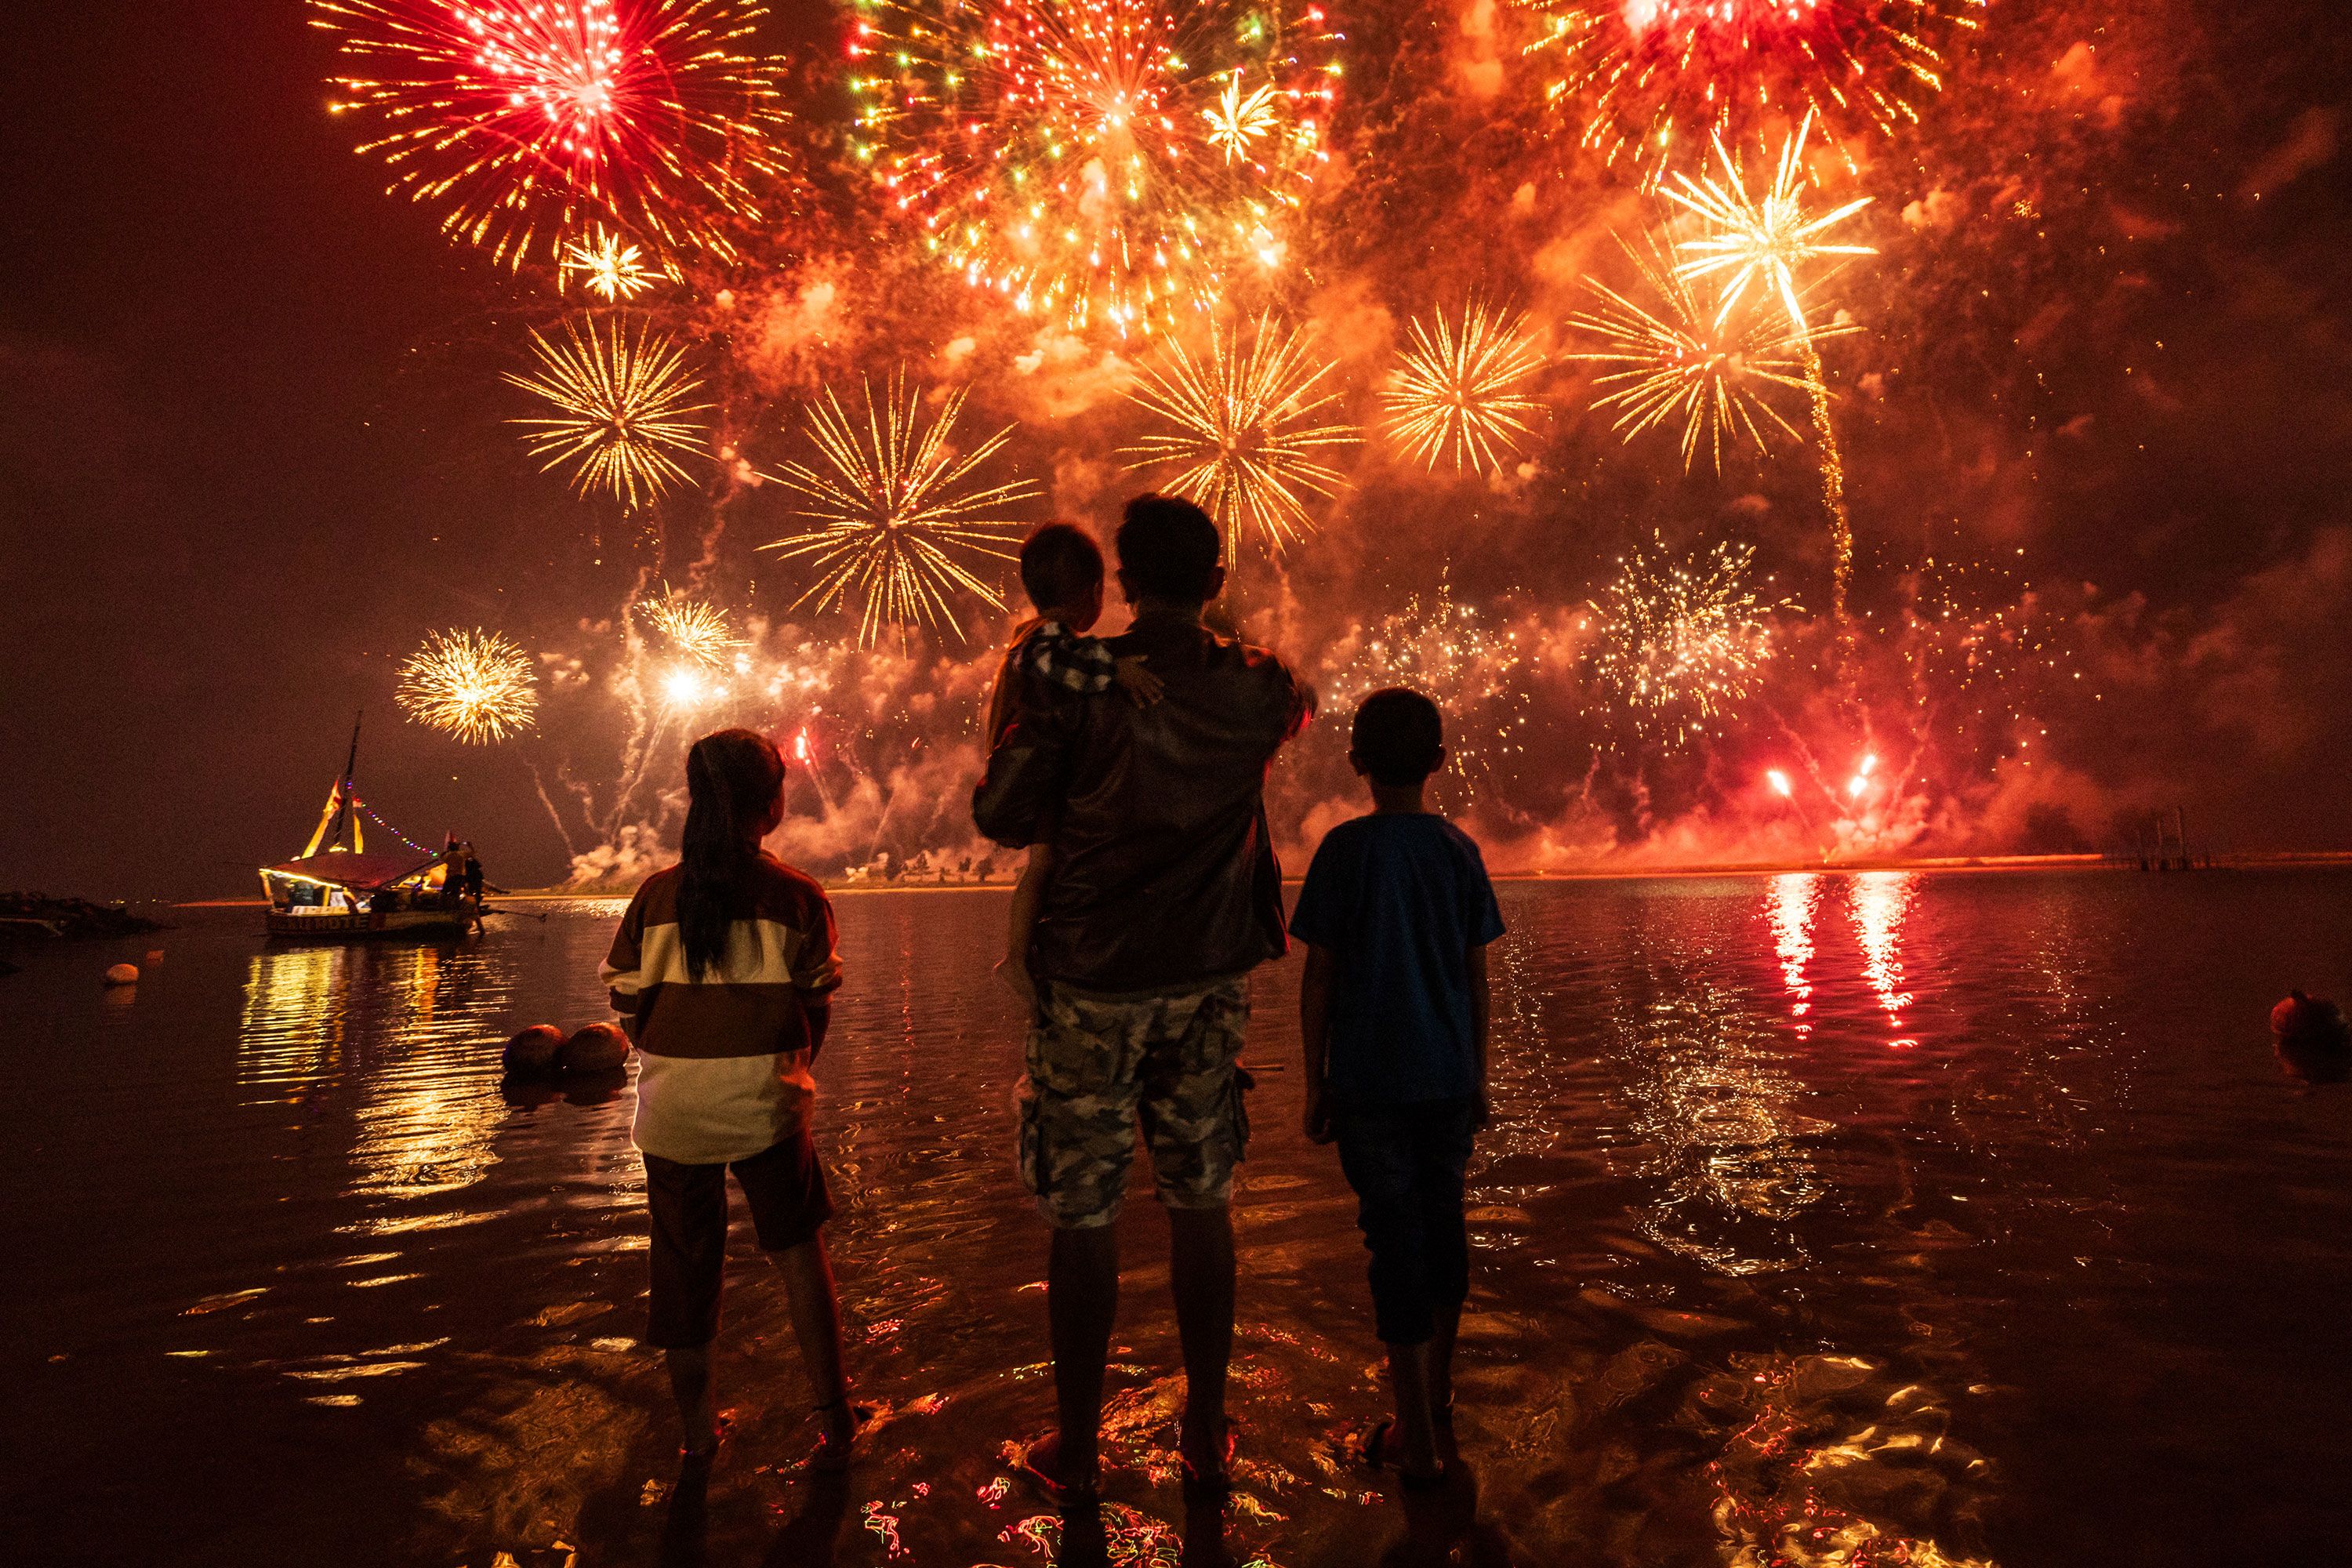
972;494;1312;1547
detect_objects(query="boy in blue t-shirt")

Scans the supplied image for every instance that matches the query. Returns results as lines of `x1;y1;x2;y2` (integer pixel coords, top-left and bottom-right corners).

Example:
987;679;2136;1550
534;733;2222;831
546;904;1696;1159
1290;687;1506;1488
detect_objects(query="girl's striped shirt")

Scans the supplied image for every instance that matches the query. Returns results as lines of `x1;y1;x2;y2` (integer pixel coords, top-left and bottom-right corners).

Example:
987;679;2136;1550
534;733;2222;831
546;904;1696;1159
599;855;842;1164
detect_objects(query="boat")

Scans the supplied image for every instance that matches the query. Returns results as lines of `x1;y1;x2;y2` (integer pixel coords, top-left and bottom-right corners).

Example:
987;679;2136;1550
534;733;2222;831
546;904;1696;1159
260;714;483;940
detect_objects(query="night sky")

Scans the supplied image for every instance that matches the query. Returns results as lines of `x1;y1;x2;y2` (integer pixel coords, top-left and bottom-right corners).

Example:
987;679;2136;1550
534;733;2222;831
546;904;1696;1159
4;1;2350;899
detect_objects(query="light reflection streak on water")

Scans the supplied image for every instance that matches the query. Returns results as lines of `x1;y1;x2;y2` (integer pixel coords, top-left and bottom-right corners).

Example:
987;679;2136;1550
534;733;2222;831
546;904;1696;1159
1620;985;1825;1275
1769;873;1820;1036
1851;871;1920;1046
237;941;509;1200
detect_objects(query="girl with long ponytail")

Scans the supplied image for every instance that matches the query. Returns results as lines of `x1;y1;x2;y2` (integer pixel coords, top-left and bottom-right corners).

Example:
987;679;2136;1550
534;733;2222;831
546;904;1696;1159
600;728;857;1470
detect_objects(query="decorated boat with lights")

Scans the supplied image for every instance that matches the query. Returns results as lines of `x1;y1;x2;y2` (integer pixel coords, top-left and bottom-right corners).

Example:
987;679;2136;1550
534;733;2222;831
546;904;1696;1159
261;717;482;940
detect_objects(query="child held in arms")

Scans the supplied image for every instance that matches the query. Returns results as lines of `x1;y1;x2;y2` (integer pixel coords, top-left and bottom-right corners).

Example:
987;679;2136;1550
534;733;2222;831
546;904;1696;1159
1290;688;1507;1488
985;521;1160;1006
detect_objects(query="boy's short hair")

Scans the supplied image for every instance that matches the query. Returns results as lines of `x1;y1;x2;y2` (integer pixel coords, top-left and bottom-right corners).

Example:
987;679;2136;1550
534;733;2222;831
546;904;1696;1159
1351;688;1445;786
1018;521;1105;612
1115;493;1222;603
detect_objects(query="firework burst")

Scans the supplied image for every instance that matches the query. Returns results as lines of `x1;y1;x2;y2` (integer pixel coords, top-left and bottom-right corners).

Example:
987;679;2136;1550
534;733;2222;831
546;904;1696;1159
1566;238;1839;470
1519;0;1986;186
638;586;742;666
1667;117;1874;641
761;373;1040;646
559;227;665;299
397;628;540;743
1590;535;1787;747
506;317;711;507
1379;301;1548;474
1121;313;1356;557
1665;115;1876;333
847;0;1341;339
1320;574;1532;789
310;0;790;268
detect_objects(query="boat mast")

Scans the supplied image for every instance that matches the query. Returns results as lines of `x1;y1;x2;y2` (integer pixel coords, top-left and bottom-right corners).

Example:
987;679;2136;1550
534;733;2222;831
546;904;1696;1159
328;709;362;850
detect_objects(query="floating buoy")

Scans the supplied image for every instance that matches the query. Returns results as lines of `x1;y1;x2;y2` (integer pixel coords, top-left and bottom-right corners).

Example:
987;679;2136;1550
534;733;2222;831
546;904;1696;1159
502;1024;565;1076
2271;990;2352;1053
103;963;139;987
560;1021;631;1073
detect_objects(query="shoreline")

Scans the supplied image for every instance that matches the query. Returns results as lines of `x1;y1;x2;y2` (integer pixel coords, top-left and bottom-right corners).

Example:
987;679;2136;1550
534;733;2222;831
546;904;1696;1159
163;850;2352;908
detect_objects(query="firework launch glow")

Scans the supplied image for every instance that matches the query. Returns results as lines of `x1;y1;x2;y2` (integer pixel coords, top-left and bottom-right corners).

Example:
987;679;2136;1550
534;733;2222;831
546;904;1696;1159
1518;0;1988;185
846;0;1341;339
396;628;542;743
1121;312;1357;557
505;316;712;507
310;0;792;267
762;373;1041;647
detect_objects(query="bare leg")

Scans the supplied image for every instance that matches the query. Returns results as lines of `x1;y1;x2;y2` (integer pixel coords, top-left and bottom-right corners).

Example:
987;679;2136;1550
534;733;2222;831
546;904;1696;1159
1168;1206;1235;1477
1385;1339;1443;1481
666;1345;718;1457
997;849;1051;1008
1429;1302;1461;1460
772;1235;853;1446
1049;1223;1120;1490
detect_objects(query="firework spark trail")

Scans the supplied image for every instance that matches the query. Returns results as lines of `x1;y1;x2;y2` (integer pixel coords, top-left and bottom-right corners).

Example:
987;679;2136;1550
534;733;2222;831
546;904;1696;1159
506;316;712;507
1380;301;1548;474
397;628;540;743
846;0;1341;339
638;586;742;666
1667;117;1874;647
1121;312;1356;562
763;373;1040;647
1590;536;1787;749
310;0;792;268
1517;0;1986;187
1566;238;1842;471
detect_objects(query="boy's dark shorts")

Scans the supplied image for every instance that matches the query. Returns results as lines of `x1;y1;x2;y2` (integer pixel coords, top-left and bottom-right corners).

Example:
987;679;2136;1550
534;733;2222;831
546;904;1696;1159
1332;1098;1479;1346
642;1130;833;1349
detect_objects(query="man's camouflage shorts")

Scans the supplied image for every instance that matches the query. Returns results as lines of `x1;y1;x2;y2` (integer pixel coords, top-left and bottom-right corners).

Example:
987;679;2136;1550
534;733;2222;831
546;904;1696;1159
1014;976;1251;1229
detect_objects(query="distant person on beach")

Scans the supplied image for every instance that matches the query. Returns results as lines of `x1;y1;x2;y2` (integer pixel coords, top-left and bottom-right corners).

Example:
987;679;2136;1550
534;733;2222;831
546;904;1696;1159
1291;688;1504;1489
599;728;856;1471
983;521;1163;1007
972;493;1312;1541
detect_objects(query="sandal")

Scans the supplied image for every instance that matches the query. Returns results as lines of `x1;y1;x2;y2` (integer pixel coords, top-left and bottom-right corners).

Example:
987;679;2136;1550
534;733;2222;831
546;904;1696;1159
679;1410;734;1465
1013;1432;1098;1501
808;1394;858;1475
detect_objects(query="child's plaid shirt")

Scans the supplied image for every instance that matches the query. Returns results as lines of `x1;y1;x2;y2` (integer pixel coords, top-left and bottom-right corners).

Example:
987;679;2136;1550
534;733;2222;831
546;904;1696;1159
1025;620;1116;694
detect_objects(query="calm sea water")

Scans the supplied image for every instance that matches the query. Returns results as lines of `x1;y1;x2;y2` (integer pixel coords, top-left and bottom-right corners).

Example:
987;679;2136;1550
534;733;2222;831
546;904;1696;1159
5;872;2349;1567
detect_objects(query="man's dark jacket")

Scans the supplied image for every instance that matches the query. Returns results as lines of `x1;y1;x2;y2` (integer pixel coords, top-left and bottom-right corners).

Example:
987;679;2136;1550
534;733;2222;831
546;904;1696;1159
971;608;1312;995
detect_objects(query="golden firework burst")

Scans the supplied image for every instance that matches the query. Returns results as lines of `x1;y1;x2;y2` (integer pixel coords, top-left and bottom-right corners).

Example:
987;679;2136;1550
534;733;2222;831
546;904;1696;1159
1566;238;1837;470
505;316;711;507
638;586;742;666
1589;535;1787;748
558;227;663;300
396;628;540;743
1380;299;1548;474
761;373;1040;646
1664;114;1875;334
1121;312;1357;557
